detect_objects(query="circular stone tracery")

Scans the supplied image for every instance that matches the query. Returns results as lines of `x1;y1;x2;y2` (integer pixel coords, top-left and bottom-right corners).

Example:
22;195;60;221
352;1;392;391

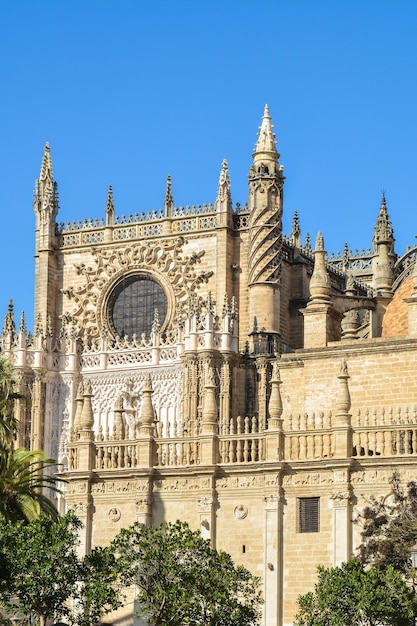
107;274;168;338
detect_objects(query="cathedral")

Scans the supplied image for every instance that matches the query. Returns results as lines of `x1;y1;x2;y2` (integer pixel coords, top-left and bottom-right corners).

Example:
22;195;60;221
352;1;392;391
3;105;417;626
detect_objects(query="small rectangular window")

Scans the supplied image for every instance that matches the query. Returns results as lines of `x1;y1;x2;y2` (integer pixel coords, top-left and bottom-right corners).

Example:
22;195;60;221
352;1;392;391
298;497;320;533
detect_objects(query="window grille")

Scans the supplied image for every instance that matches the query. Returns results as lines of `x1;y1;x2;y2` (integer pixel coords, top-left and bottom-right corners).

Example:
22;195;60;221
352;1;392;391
298;497;320;533
108;275;168;338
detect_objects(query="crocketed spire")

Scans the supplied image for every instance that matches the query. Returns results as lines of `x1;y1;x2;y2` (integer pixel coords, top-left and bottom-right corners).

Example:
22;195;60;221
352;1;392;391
164;174;174;215
105;185;115;225
373;192;394;245
253;104;279;157
215;159;232;214
290;211;301;247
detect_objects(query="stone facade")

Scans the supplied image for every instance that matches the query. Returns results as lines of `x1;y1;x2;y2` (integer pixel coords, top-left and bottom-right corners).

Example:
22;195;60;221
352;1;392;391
3;105;417;626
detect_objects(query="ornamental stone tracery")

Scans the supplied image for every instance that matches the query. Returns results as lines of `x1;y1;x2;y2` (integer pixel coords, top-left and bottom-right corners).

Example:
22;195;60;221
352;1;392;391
61;238;212;338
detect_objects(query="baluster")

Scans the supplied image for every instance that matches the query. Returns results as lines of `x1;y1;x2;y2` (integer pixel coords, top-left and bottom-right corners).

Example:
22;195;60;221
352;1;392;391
381;407;385;426
372;408;377;426
243;439;249;462
236;439;243;462
219;439;224;462
376;429;383;456
300;435;306;460
352;431;358;456
245;416;250;434
132;444;138;467
322;433;329;458
411;429;416;454
237;416;244;434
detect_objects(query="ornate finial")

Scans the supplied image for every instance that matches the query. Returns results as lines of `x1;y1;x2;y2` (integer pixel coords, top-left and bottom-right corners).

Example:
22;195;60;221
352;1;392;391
164;175;174;216
253;104;279;157
315;231;325;252
151;309;160;334
308;232;331;304
18;311;26;335
305;232;312;251
290;211;301;247
373;192;394;245
340;359;349;377
46;315;53;338
80;379;94;432
3;299;15;336
35;143;58;218
215;159;233;215
105;185;114;225
39;142;53;192
35;313;43;337
268;360;283;430
336;359;351;414
139;374;155;430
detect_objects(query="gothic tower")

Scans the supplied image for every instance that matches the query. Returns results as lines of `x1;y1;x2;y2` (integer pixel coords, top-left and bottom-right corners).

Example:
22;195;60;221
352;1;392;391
33;143;59;335
247;105;285;352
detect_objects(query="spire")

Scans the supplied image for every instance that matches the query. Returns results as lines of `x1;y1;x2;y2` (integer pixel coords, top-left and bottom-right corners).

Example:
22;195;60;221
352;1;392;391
373;192;394;247
18;311;26;335
105;185;115;226
164;175;174;216
372;193;395;296
253;104;279;158
290;211;301;247
39;142;54;196
3;300;15;336
215;159;233;217
34;142;59;221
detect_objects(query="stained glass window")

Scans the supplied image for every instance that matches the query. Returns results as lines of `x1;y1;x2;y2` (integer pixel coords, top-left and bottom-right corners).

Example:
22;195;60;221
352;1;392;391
108;275;168;338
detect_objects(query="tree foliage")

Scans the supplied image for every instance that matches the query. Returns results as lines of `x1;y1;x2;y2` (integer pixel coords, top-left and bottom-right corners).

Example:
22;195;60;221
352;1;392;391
295;559;417;626
0;355;62;523
356;471;417;577
0;511;125;626
113;519;263;626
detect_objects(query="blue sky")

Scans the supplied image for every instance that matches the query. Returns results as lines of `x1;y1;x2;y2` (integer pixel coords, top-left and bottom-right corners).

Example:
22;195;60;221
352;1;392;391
1;0;417;330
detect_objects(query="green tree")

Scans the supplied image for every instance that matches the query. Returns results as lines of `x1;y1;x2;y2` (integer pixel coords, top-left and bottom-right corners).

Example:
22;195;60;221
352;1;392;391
113;519;263;626
294;559;417;626
0;355;62;523
0;448;61;523
0;511;125;626
0;356;20;447
357;472;417;577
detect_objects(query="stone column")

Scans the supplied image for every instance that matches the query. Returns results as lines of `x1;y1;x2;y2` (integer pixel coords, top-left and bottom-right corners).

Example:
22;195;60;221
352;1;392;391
200;363;218;465
264;493;283;626
330;489;352;566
